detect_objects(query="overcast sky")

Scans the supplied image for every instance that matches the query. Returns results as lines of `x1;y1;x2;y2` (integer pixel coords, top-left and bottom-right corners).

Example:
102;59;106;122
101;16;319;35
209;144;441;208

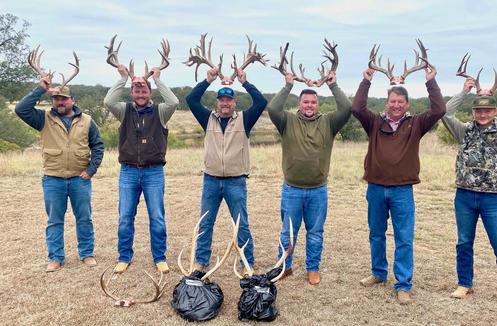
2;0;497;98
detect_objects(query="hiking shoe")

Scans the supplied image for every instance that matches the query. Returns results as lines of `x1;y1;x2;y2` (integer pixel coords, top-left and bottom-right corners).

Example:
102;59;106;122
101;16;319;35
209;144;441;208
113;262;129;273
360;275;386;287
156;261;170;273
82;256;97;267
46;261;62;273
397;290;416;304
450;286;473;299
307;271;320;285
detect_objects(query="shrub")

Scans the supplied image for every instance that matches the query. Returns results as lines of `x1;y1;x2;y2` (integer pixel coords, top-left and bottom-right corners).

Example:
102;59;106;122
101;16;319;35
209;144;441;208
0;139;21;152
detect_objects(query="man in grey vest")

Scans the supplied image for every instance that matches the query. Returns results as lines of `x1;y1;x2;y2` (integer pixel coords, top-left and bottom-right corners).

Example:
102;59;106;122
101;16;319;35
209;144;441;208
16;76;104;272
185;67;267;270
103;64;178;273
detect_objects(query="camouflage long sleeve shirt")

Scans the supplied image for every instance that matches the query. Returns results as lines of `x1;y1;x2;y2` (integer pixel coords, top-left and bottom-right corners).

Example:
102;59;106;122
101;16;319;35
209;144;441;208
443;91;497;193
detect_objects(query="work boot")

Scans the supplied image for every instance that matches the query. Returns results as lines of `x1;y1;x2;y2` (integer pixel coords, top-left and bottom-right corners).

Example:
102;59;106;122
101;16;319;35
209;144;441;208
450;286;473;299
359;275;386;287
113;262;129;273
307;271;320;285
82;256;97;267
397;290;415;304
156;261;170;273
46;261;62;273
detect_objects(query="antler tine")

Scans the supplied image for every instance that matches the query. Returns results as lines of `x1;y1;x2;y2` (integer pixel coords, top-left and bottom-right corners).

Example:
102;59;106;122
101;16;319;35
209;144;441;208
231;214;254;278
475;67;483;93
271;43;290;76
157;38;170;70
323;38;339;72
456;53;472;78
400;39;429;83
105;34;122;68
289;52;309;84
200;214;236;280
128;59;135;80
271;218;294;282
28;45;50;80
368;44;394;83
133;270;164;304
100;266;120;302
184;33;224;81
490;68;497;95
229;35;268;81
59;51;80;88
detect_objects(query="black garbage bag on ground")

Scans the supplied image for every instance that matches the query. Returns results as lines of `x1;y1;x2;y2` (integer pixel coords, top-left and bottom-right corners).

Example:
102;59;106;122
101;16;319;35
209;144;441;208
171;270;224;322
238;267;283;322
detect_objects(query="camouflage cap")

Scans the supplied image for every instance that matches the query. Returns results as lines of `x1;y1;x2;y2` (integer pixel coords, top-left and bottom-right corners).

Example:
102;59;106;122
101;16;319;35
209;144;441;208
51;86;72;98
472;95;496;109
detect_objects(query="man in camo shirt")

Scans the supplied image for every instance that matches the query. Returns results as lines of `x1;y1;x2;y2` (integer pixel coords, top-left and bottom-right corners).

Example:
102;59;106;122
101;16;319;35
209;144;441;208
442;78;497;299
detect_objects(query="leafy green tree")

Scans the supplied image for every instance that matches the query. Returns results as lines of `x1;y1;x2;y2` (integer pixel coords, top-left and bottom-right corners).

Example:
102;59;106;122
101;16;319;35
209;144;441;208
0;13;36;101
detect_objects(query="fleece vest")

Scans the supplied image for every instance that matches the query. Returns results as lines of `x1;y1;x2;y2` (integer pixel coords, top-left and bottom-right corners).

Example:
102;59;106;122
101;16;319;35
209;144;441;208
40;111;91;178
203;111;250;177
118;103;168;165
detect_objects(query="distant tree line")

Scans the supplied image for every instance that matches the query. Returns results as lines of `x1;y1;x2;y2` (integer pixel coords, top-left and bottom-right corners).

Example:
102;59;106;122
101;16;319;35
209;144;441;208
0;12;471;152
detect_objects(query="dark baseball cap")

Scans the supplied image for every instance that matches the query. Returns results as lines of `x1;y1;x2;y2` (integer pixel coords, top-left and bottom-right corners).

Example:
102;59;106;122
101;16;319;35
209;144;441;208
217;87;235;99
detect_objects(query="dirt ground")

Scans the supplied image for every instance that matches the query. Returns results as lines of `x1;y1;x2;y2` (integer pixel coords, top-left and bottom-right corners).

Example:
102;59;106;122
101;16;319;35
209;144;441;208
1;140;496;325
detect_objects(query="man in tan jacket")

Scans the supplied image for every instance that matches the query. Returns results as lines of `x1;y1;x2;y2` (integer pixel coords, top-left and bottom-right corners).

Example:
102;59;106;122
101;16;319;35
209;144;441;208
15;76;104;272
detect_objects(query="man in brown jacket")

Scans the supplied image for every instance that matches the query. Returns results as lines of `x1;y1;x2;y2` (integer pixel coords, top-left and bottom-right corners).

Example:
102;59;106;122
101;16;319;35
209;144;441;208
351;65;445;303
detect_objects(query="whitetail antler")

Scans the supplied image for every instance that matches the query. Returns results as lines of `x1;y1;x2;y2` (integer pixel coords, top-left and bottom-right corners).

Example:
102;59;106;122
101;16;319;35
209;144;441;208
58;51;80;89
28;45;79;92
270;218;294;282
229;35;269;81
368;44;395;85
232;216;294;283
144;38;171;79
105;35;134;78
177;211;233;280
27;45;54;82
315;38;339;86
184;33;225;82
100;266;167;307
400;38;429;83
456;53;497;95
271;42;311;84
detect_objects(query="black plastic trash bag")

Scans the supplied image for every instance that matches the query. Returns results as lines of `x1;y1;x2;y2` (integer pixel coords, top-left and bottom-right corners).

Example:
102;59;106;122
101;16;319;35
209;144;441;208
238;267;283;322
171;270;224;322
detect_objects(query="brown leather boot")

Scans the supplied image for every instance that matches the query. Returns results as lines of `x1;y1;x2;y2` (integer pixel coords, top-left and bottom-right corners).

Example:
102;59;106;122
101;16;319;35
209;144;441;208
46;261;62;272
450;286;473;299
307;271;320;285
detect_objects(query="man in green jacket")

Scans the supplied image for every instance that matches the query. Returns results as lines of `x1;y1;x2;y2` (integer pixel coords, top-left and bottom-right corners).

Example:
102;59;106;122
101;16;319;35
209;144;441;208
267;72;352;285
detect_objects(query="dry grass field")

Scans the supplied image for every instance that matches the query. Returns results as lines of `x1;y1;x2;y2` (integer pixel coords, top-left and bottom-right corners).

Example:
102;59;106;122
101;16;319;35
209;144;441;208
1;133;496;325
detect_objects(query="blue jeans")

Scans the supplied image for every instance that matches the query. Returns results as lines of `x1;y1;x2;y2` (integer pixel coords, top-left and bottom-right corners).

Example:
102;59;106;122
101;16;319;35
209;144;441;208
278;183;328;272
366;183;415;292
118;164;167;264
195;174;254;266
42;175;94;262
455;188;497;287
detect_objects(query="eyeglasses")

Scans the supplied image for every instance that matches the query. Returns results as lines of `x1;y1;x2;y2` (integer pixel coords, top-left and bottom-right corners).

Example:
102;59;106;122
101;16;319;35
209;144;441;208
218;88;234;96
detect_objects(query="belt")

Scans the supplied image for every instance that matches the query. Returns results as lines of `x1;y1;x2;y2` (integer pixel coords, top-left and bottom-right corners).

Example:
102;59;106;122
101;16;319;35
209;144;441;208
123;163;163;169
204;173;248;179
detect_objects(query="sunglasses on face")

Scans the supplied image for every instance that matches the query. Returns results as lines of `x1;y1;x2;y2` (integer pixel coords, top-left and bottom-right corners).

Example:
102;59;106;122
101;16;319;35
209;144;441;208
218;88;234;96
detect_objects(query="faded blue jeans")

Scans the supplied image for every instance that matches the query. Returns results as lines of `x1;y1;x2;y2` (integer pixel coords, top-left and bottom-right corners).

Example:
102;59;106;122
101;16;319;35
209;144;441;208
42;175;94;263
366;183;415;292
278;183;328;272
118;164;167;264
195;174;254;266
455;188;497;287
